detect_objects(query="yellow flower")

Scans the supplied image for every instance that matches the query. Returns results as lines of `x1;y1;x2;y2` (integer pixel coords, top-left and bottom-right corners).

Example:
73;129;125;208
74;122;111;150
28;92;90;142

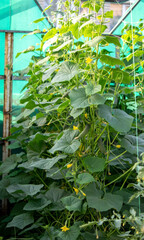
36;43;39;46
136;231;139;234
81;190;86;197
129;46;133;49
43;29;47;32
116;145;121;148
97;16;102;20
142;177;144;181
131;226;135;229
67;163;73;168
78;153;82;157
105;43;109;46
73;187;79;195
86;57;93;64
85;113;88;118
55;69;59;72
123;215;125;218
61;225;70;232
73;126;79;130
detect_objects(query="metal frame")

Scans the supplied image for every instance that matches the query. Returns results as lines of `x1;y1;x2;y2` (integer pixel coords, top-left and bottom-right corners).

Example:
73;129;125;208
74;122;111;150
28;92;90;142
110;0;140;34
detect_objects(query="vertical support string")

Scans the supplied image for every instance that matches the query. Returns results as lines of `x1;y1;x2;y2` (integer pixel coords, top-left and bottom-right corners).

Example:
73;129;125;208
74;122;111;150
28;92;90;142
130;0;140;215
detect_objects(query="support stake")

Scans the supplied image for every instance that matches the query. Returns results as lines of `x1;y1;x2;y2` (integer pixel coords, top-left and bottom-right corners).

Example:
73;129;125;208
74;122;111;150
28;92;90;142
2;32;13;214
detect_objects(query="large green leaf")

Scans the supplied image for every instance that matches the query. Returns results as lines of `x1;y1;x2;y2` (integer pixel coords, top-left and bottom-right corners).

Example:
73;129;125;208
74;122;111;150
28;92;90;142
69;88;89;109
19;155;67;170
100;55;125;66
61;196;82;212
28;132;49;153
82;156;105;173
85;83;101;96
121;135;144;154
58;224;80;240
42;64;58;81
7;213;34;229
43;35;58;51
76;173;95;185
49;130;81;154
24;198;51;211
98;104;134;133
86;192;123;212
6;184;43;197
45;187;65;202
89;93;105;105
83;36;104;47
0;154;22;174
111;68;131;84
70;108;84;118
53;40;72;52
85;184;123;212
43;28;58;42
102;36;121;47
52;61;79;83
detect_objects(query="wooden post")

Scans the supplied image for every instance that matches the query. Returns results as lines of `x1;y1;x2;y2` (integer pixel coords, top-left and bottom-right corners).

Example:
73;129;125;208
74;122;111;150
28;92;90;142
2;32;13;214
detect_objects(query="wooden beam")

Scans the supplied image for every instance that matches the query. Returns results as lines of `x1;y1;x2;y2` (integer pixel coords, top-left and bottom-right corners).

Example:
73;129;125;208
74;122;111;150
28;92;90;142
2;32;13;215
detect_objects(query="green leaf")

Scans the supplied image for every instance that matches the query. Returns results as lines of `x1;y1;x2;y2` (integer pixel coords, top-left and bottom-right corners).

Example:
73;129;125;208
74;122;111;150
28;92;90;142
98;104;134;133
83;36;104;47
81;2;100;13
6;184;43;196
102;36;121;47
69;22;79;39
19;155;67;170
7;213;34;229
85;83;101;95
58;224;80;240
0;154;22;174
53;40;73;52
21;29;41;39
85;184;123;212
52;61;79;83
57;100;70;114
43;35;58;51
61;196;82;212
43;28;57;42
16;46;35;58
87;192;123;212
100;55;125;66
111;68;131;84
43;5;52;13
49;130;81;154
32;17;45;23
69;88;89;109
24;198;51;211
70;108;84;118
89;93;105;105
76;173;95;185
104;10;113;18
121;135;144;154
42;64;58;81
45;187;65;202
83;156;105;173
25;100;37;110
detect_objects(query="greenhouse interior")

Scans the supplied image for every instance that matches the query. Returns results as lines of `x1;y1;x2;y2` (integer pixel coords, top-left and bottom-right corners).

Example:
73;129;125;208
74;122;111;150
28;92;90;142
0;0;144;239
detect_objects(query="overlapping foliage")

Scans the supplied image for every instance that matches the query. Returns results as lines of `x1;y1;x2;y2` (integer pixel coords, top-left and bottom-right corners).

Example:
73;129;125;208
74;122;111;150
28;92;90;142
0;0;144;239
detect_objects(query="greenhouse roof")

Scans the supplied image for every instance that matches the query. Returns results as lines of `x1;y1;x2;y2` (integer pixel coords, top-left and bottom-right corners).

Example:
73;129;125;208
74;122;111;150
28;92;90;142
110;0;143;35
0;0;52;33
